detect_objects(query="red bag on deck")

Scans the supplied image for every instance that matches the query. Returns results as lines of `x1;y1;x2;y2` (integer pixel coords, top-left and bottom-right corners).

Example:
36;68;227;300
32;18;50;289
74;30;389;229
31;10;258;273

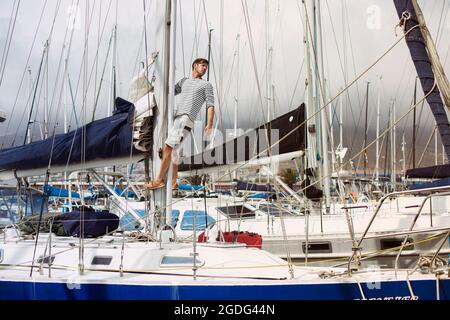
197;231;262;249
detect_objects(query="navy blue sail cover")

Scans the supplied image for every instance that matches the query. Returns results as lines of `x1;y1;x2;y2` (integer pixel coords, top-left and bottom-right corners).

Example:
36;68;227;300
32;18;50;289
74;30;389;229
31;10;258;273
60;210;120;238
0;98;142;172
393;0;450;159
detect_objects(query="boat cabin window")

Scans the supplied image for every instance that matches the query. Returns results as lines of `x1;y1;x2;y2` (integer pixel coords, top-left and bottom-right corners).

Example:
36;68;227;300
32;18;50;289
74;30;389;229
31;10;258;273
160;256;204;267
259;205;296;217
180;210;216;231
0;249;3;263
37;255;55;264
0;209;8;218
91;256;113;266
216;205;255;219
380;238;414;251
302;242;332;254
119;209;146;231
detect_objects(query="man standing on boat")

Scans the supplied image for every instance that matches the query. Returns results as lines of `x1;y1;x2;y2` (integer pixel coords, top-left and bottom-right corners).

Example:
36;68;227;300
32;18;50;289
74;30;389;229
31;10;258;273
145;58;215;190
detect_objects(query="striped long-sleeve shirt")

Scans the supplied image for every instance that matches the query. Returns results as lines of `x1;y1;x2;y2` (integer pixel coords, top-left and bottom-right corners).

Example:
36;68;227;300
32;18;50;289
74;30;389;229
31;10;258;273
174;77;215;122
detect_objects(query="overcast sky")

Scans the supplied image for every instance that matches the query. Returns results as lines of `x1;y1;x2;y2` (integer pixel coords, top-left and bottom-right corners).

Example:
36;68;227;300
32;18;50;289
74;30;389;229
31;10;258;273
0;0;449;164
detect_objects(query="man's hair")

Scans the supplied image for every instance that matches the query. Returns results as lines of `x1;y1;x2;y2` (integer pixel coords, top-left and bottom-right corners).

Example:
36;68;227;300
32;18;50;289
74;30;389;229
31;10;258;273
192;58;209;70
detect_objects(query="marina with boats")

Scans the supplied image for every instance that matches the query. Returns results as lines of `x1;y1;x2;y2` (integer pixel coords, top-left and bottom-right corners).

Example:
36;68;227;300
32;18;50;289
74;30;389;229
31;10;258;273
0;0;449;300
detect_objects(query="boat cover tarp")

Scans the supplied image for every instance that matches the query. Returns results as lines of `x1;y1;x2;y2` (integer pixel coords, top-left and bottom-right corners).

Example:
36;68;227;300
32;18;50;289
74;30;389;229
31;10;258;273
247;193;272;199
405;164;450;179
394;0;450;158
44;185;80;199
409;177;450;190
178;184;202;191
0;98;143;173
60;210;120;238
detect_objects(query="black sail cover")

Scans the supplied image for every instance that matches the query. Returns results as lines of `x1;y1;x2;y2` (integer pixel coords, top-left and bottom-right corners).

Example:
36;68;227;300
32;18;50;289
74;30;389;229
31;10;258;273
178;103;305;172
393;0;450;160
405;163;450;179
0;98;143;173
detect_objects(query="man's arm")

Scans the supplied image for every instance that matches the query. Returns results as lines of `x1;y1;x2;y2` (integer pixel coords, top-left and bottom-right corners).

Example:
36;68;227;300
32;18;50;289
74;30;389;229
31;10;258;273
174;77;187;96
205;106;215;132
204;82;215;133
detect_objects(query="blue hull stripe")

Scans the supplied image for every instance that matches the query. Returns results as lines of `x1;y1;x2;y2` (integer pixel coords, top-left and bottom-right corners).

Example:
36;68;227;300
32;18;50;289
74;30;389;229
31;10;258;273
0;279;448;300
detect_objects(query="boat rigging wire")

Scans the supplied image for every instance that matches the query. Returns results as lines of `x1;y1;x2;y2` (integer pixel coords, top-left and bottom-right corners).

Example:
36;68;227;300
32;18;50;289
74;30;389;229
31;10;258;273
11;0;63;146
46;0;83;127
68;0;112;127
23;46;47;146
0;0;21;88
144;23;424;217
141;0;155;231
0;0;48;150
29;122;60;277
179;0;187;77
323;0;357;138
91;30;114;121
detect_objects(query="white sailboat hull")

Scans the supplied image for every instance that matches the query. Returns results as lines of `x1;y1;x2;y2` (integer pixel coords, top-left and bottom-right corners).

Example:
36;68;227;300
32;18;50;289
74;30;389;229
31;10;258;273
0;234;448;300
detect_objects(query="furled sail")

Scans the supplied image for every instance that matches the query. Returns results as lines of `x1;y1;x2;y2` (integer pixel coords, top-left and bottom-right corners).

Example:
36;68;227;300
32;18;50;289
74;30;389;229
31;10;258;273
178;103;305;172
405;163;450;179
394;0;450;160
409;0;450;112
0;98;146;179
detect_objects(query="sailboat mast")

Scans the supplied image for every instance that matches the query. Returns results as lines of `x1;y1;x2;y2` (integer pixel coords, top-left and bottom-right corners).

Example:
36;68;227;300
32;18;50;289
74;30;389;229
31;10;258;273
207;29;213;82
24;44;46;145
339;90;343;167
149;0;177;227
27;67;32;144
165;0;177;226
63;63;68;134
390;100;396;191
412;77;417;169
316;0;330;212
107;26;117;117
204;28;213;151
364;82;369;177
303;0;316;171
375;78;381;183
234;34;240;138
44;40;49;139
265;0;272;123
435;126;438;166
328;99;336;174
402;134;406;175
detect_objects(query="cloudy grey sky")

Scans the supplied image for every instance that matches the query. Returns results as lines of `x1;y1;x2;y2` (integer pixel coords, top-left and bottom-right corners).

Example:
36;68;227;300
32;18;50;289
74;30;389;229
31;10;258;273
0;0;449;165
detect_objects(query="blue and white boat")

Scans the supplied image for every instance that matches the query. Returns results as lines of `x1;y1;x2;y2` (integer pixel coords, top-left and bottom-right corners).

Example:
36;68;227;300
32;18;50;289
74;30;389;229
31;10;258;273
0;0;449;301
0;228;448;300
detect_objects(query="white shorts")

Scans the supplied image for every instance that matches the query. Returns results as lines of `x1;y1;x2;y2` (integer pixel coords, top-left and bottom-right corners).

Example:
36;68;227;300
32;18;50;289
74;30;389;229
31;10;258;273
165;114;193;150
